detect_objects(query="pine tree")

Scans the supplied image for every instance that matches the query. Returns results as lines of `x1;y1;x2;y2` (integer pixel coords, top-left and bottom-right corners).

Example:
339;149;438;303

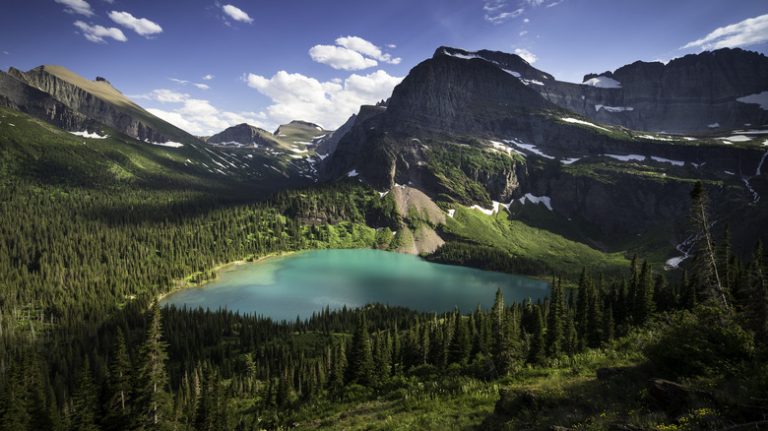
527;306;545;364
70;360;100;431
635;261;655;324
689;181;728;308
346;314;375;386
448;311;471;365
546;278;564;357
135;306;174;431
491;288;512;374
105;329;132;431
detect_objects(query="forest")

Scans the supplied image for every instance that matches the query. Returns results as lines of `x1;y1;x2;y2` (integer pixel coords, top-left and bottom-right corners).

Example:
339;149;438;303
0;172;767;430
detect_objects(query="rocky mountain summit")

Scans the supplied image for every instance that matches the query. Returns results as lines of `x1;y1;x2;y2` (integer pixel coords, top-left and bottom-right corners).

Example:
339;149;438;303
2;65;195;144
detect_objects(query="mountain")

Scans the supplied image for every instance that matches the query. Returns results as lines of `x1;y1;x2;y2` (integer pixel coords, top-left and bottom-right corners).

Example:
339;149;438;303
3;65;196;144
436;47;768;134
207;123;282;148
321;46;768;260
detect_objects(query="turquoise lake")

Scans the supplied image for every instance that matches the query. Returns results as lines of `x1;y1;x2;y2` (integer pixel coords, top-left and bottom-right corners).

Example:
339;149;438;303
160;249;549;321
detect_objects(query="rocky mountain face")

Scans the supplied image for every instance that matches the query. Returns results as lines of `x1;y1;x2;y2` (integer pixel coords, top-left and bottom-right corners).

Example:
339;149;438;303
539;49;768;133
0;70;95;132
207;123;282;148
321;46;768;251
3;65;196;143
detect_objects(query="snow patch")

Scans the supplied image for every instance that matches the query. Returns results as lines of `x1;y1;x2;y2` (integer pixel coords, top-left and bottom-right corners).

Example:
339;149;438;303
70;130;108;139
737;91;768;110
604;154;646;162
470;201;501;215
707;122;720;128
596;105;634;113
517;193;553;211
650;156;685;167
724;170;735;175
582;76;621;88
490;140;525;157
639;134;675;142
503;138;555;159
346;169;359;177
560;157;581;165
150;141;184;148
718;135;752;143
447;209;456;218
502;69;521;78
561;117;612;133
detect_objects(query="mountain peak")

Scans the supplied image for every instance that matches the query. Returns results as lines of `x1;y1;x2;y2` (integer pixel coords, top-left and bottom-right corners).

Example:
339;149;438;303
433;46;555;81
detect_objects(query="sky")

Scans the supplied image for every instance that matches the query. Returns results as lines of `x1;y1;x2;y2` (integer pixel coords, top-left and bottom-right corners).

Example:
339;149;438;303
1;0;767;135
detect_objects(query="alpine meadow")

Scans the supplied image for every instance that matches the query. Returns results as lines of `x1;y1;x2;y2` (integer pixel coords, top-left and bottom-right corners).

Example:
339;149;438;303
1;1;768;430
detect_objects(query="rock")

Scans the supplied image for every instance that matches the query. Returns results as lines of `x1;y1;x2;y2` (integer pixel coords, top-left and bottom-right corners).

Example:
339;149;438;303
647;378;712;415
494;389;541;416
596;367;628;380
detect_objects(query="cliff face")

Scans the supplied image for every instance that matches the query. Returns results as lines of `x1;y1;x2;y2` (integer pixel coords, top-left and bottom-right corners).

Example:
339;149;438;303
0;70;95;132
537;49;768;133
6;65;196;143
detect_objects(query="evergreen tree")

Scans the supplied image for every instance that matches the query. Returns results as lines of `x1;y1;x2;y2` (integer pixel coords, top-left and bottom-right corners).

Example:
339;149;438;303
545;278;564;357
105;329;132;431
689;181;728;308
448;310;471;365
635;261;655;324
135;306;174;431
526;306;545;364
70;360;100;431
346;314;375;386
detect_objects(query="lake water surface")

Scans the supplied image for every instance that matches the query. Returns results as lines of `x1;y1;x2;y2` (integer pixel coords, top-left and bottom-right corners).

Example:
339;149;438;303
161;249;549;321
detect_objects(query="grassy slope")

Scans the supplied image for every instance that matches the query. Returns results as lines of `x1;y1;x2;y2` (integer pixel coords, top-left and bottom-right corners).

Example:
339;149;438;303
441;205;629;275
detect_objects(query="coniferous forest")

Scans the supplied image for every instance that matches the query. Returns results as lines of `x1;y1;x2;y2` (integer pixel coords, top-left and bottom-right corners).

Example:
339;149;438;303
1;168;767;430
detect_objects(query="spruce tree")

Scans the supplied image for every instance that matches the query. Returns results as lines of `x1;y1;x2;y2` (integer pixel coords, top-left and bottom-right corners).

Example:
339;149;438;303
689;181;728;307
105;329;132;431
448;311;471;365
526;306;545;364
346;314;375;386
546;278;564;357
135;306;174;431
70;360;100;431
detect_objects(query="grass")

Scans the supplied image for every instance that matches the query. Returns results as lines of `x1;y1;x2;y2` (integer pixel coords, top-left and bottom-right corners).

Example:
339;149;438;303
442;205;629;275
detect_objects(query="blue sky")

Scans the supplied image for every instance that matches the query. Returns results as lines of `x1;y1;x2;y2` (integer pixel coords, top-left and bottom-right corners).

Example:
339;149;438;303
1;0;767;135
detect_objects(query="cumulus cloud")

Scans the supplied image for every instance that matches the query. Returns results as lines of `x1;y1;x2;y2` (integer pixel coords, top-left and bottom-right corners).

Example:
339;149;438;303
514;48;537;64
108;11;163;37
309;45;378;71
682;13;768;50
483;0;563;24
245;69;403;129
336;36;401;64
202;74;215;81
222;4;253;24
309;36;400;71
133;89;266;136
74;21;127;43
55;0;94;17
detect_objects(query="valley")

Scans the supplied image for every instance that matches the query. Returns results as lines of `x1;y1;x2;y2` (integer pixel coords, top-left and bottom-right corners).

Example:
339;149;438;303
1;5;768;428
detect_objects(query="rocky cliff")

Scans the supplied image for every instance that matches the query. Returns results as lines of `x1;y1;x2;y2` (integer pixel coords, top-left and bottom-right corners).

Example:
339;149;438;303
5;65;196;143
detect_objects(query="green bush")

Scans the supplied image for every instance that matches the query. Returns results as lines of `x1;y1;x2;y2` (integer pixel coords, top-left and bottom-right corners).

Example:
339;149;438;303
644;306;755;378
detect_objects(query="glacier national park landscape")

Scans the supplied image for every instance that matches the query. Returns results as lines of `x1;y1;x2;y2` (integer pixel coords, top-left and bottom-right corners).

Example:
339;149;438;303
1;1;768;430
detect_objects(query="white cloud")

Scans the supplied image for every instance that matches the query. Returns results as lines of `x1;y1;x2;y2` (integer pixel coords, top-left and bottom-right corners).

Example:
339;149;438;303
108;11;163;37
194;83;210;90
682;13;768;50
523;18;530;23
514;48;537;64
202;74;215;80
170;78;189;85
222;4;253;24
74;21;127;43
336;36;401;64
55;0;94;17
245;69;402;130
482;0;562;23
133;89;266;136
309;45;378;71
386;43;397;49
309;36;400;71
519;30;528;36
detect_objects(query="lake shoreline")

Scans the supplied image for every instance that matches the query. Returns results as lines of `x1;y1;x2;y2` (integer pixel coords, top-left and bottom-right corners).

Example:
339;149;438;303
156;250;298;305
